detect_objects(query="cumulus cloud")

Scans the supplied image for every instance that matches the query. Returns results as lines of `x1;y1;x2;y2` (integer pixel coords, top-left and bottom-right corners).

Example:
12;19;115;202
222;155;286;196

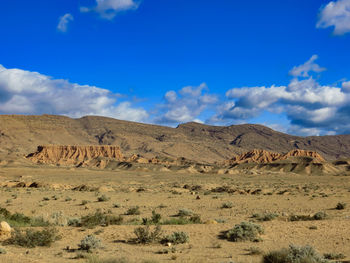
213;56;350;135
154;83;218;125
0;65;148;122
317;0;350;35
57;13;74;32
289;55;326;77
81;0;139;20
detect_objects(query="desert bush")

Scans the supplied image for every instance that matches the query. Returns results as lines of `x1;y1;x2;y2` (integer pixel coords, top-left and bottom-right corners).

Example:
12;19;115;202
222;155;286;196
289;212;327;221
246;246;263;255
221;202;233;209
0;207;50;227
262;245;330;263
126;206;141;215
81;200;89;205
161;231;189;244
177;209;193;217
68;217;81;227
97;195;110;202
335;202;346;210
225;222;264;242
133;226;162;244
162;214;201;225
5;227;61;248
252;212;278;222
79;235;102;252
142;211;161;225
0;247;6;254
80;210;123;228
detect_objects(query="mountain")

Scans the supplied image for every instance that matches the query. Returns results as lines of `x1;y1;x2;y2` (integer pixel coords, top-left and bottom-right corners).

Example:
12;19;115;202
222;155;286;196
1;114;350;164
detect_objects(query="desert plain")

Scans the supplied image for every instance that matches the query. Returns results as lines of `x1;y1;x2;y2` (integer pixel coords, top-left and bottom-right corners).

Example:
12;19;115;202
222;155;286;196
0;115;350;263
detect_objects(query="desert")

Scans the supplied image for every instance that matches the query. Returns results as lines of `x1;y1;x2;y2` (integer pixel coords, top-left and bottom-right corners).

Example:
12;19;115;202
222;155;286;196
0;115;349;263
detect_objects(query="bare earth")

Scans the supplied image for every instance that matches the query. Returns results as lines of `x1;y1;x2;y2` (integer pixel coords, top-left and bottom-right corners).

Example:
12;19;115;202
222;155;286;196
0;165;349;263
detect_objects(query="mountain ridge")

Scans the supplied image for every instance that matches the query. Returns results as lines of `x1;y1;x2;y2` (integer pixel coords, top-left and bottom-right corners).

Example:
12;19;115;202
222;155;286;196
1;114;350;163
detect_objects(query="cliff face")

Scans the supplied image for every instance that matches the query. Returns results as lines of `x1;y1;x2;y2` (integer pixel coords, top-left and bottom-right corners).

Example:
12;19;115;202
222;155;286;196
225;149;325;165
27;145;124;166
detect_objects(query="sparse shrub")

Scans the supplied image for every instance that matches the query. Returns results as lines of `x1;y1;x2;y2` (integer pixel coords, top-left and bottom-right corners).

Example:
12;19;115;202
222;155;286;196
289;212;327;221
5;227;61;248
143;211;162;225
113;203;121;208
42;197;50;201
323;252;345;260
246;246;263;255
162;231;189;244
262;245;330;263
81;200;89;205
177;209;193;217
221;202;233;209
126;206;141;215
0;247;7;254
79;235;101;252
80;210;123;228
335;202;346;210
68;217;81;227
252;212;278;222
313;212;327;220
97;195;110;202
133;226;162;244
225;222;264;242
0;207;50;227
65;197;72;202
309;225;318;230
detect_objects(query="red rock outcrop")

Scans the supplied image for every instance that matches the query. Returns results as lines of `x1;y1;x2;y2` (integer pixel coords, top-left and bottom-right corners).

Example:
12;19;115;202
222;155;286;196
27;145;124;166
225;149;325;165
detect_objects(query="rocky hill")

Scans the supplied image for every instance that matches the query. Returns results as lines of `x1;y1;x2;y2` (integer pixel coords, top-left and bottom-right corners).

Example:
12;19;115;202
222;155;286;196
1;114;350;164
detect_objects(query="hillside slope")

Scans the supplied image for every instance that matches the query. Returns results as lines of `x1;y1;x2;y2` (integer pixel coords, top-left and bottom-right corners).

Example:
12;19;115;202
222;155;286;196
1;114;350;163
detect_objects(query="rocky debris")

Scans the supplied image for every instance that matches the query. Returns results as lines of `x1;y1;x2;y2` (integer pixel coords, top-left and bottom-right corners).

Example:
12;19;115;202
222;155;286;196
0;221;12;241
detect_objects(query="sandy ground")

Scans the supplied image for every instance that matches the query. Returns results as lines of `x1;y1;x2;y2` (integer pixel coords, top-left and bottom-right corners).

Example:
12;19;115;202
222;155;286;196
0;166;350;263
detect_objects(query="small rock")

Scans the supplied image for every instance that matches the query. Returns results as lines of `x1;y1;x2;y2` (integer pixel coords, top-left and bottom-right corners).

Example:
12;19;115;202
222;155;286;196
196;195;201;200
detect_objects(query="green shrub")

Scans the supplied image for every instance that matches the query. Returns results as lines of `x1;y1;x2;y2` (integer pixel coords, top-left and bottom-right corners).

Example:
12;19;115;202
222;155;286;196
162;231;189;244
142;211;162;225
80;210;123;228
5;227;61;248
0;247;6;254
262;245;330;263
289;212;327;221
335;202;346;210
225;222;264;242
0;207;50;227
81;200;89;205
133;226;162;244
79;235;102;252
252;213;278;222
126;206;141;215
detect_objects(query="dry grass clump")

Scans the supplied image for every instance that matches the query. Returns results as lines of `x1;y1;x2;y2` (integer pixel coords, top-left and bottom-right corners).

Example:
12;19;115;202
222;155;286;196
0;207;50;227
71;210;123;228
161;231;189;245
252;212;278;222
335;202;346;210
133;226;163;244
79;235;102;252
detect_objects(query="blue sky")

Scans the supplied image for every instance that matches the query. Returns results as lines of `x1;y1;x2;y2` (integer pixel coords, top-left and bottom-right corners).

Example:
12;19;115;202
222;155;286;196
1;0;350;135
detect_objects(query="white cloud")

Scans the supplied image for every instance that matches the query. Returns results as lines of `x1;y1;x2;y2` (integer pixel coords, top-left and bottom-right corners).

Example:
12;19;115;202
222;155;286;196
154;83;218;125
317;0;350;35
81;0;139;20
342;81;350;92
289;55;326;77
212;56;350;135
0;65;148;122
57;13;74;32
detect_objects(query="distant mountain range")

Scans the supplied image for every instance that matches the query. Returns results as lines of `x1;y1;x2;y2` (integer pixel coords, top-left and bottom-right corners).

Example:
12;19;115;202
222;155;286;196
1;115;350;164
